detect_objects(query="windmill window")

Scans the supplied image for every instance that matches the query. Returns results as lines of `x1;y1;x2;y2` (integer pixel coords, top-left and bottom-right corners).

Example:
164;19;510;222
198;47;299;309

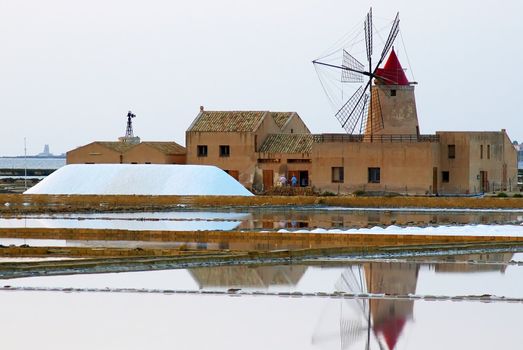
331;167;344;183
487;145;491;159
368;167;381;183
442;171;450;183
219;145;230;157
448;145;456;159
480;145;483;159
197;145;208;157
390;89;397;97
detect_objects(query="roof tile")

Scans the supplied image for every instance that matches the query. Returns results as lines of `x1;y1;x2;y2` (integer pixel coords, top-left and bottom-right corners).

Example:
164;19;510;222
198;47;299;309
140;142;186;155
259;134;313;154
188;111;267;132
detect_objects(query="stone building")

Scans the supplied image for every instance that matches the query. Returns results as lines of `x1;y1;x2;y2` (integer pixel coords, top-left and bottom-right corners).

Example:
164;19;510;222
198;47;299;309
66;141;186;165
185;108;310;190
185;51;518;195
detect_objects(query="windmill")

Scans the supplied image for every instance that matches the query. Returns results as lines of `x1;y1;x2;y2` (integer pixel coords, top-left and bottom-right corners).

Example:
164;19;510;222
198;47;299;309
125;110;136;138
119;110;141;144
312;9;401;136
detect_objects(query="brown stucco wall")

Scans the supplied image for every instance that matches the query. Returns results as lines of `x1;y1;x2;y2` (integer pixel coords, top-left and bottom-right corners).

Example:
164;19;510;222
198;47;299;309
368;85;419;136
255;152;312;189
66;143;123;164
438;131;518;193
186;131;258;188
280;114;311;134
311;140;440;194
123;144;186;164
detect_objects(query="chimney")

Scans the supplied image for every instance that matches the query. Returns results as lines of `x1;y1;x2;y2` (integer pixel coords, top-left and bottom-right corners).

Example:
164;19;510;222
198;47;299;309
200;105;204;112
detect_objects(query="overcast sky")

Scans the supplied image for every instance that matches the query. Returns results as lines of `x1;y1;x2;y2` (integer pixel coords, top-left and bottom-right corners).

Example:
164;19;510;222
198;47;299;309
0;0;522;156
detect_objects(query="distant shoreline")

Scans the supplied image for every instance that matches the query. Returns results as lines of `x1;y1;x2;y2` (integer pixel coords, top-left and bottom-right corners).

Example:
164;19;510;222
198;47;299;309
1;156;65;159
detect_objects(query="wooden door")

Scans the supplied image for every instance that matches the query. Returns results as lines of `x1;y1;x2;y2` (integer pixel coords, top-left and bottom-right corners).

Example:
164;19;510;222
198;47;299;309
480;171;489;193
432;167;438;194
263;170;274;190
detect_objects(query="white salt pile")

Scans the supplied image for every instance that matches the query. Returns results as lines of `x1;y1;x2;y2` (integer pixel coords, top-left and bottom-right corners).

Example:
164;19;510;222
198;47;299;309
25;164;253;196
278;224;523;237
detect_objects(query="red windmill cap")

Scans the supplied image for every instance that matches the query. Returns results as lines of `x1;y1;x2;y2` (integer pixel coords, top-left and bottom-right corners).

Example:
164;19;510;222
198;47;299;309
375;48;409;85
374;317;407;350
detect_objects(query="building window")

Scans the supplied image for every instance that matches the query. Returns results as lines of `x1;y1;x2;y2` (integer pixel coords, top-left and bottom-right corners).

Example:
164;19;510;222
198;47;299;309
487;144;490;159
448;145;456;159
442;171;450;183
331;167;344;183
390;89;396;96
197;145;208;157
219;145;230;157
368;167;380;183
480;145;483;159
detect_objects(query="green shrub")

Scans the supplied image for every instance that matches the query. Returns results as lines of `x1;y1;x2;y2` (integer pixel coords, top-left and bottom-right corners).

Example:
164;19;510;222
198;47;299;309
353;190;366;196
513;193;523;198
497;192;508;197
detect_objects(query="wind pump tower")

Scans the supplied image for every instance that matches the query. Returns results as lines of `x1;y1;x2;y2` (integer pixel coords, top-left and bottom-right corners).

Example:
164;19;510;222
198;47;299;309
125;111;136;138
119;110;141;144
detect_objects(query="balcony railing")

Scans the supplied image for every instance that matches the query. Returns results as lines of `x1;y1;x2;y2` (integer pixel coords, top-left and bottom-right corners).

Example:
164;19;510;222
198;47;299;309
313;134;440;143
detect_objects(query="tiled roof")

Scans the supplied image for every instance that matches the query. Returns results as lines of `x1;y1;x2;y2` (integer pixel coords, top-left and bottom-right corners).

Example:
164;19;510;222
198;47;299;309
96;142;136;153
270;112;294;129
140;142;186;155
259;134;313;154
188;111;267;132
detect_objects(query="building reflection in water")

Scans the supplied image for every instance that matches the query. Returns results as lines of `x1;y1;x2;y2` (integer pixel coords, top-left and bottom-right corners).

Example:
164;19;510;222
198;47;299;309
312;252;514;350
237;209;523;230
181;252;514;350
188;265;308;290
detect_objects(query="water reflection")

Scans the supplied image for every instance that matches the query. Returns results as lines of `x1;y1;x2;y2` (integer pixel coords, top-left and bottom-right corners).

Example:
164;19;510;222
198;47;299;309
189;265;307;290
310;262;418;350
237;208;523;230
187;254;515;350
0;208;521;231
0;212;251;231
312;253;515;350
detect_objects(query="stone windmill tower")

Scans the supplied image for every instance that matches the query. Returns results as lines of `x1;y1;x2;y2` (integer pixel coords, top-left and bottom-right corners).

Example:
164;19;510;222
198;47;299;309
368;48;419;136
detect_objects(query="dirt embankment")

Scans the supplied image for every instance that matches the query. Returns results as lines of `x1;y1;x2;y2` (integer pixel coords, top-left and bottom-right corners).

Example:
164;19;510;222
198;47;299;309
0;194;522;214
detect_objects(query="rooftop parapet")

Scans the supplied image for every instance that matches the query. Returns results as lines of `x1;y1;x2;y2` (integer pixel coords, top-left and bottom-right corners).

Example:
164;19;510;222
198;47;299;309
313;134;440;143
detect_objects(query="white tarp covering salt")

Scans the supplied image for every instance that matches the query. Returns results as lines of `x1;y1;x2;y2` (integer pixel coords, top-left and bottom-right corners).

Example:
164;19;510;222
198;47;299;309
25;164;253;196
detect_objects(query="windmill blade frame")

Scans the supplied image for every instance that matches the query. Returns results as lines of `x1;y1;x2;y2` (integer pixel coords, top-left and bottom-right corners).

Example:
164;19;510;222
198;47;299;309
342;50;365;83
364;8;373;65
335;85;369;134
313;8;400;135
375;12;400;71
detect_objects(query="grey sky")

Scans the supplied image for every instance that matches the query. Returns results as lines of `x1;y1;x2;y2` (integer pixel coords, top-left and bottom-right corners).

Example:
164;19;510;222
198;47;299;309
1;0;521;156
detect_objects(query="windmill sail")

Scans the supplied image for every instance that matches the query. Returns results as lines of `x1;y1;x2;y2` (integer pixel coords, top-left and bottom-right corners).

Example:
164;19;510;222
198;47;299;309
342;50;365;83
313;9;401;136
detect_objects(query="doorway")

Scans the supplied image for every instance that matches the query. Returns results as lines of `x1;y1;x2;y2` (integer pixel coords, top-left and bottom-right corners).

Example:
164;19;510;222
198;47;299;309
432;167;438;194
299;171;309;187
480;171;489;193
263;170;274;190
